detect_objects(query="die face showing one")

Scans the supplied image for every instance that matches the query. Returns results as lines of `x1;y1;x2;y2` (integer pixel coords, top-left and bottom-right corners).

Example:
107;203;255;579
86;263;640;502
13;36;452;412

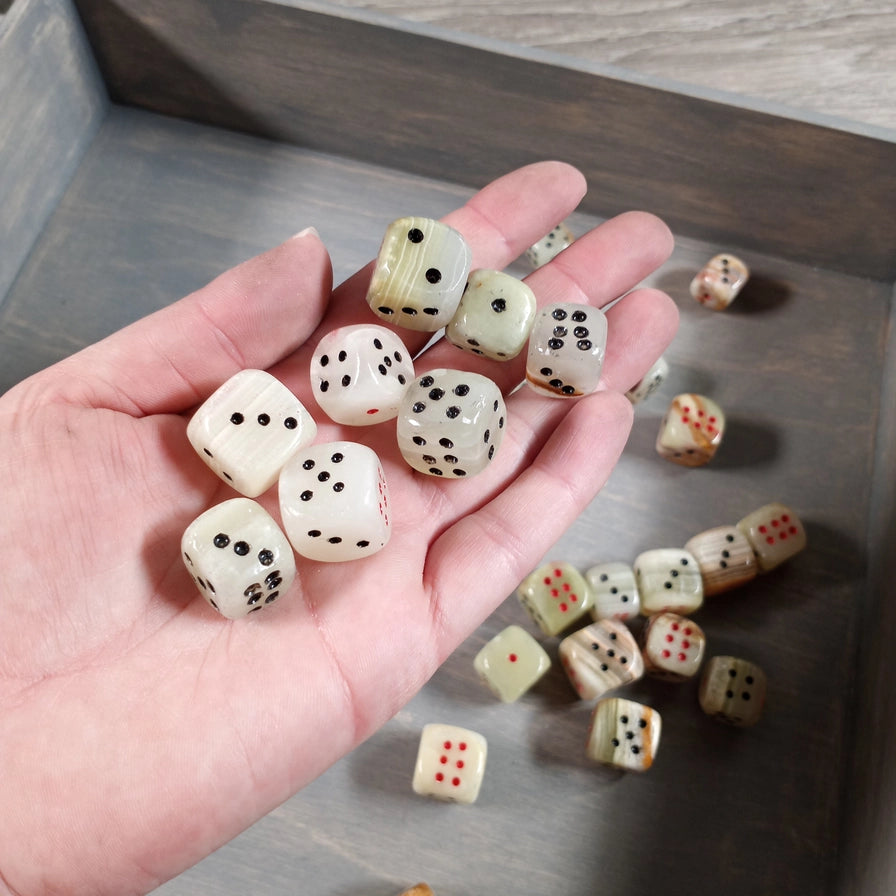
625;355;669;405
517;562;593;636
656;393;725;467
525;303;607;398
698;656;767;727
525;222;574;268
279;441;390;562
310;325;414;425
585;561;640;622
558;619;644;700
396;369;506;478
412;723;487;804
635;548;704;616
366;217;472;331
690;253;750;310
642;612;706;680
473;625;551;702
181;498;297;619
736;502;807;572
586;697;661;772
187;369;317;497
445;269;536;361
684;526;758;596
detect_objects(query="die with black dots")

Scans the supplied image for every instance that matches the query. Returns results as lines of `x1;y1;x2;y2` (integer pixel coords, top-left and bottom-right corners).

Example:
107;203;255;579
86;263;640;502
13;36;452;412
586;697;662;772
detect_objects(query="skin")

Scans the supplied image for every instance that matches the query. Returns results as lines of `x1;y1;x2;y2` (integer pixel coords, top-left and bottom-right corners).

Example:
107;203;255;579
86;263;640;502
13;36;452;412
0;161;677;896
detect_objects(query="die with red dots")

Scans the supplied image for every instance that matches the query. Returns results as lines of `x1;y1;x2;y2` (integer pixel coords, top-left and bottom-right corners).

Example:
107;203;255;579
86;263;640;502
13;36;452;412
412;723;487;804
699;656;767;727
473;625;551;702
690;253;749;310
684;525;758;596
656;393;725;467
641;612;706;681
558;619;644;700
586;697;661;772
736;501;807;572
516;561;593;636
635;548;704;616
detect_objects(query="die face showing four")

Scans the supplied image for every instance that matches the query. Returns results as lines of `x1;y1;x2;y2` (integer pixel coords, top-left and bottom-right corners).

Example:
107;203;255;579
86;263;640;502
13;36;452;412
181;498;297;619
445;269;536;361
699;656;767;727
690;253;750;310
517;562;593;636
635;548;704;616
586;697;661;772
585;561;640;622
310;325;414;425
187;369;317;497
736;501;807;572
412;723;487;804
625;355;669;405
642;612;706;680
656;393;725;467
366;217;472;331
473;625;551;702
396;369;506;478
525;222;574;268
684;525;758;596
559;619;644;700
525;303;607;397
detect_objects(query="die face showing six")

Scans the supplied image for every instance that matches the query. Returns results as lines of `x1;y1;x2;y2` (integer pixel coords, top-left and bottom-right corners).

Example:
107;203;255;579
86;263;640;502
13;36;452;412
445;269;536;361
656;393;725;467
473;625;551;702
187;369;317;497
558;619;644;700
736;501;807;572
586;697;661;772
181;498;297;619
642;612;706;680
625;355;669;405
366;217;472;331
412;723;487;804
396;369;506;478
635;548;704;616
525;222;574;268
698;656;767;727
684;526;758;596
690;253;750;310
585;561;640;622
525;303;607;398
517;562;593;636
310;325;414;425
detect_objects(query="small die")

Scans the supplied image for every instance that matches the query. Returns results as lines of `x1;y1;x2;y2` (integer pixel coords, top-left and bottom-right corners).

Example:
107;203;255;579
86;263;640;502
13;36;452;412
517;561;593;636
736;501;807;572
684;525;758;596
412;723;487;804
586;697;661;772
558;619;644;700
699;656;767;727
625;355;669;405
585;561;640;622
397;887;434;896
473;625;551;702
690;253;749;310
656;393;725;466
634;548;703;616
525;222;574;268
641;612;706;680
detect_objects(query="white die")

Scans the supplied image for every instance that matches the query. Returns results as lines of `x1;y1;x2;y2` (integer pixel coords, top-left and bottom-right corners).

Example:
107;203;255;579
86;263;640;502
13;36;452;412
525;222;574;268
558;620;644;700
473;625;551;702
634;548;704;616
585;561;640;622
736;501;807;572
412;723;487;804
655;393;725;467
625;355;669;404
642;612;706;680
516;561;593;636
586;697;661;772
690;253;749;310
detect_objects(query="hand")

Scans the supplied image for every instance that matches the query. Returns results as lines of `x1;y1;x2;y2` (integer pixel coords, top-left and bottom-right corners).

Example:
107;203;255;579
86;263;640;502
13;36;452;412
0;162;677;896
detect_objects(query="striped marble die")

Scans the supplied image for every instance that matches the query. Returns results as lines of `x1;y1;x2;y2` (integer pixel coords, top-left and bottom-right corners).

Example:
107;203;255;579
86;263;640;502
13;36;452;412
690;253;750;310
656;393;725;466
558;619;644;700
586;697;662;772
585;561;640;622
736;501;807;572
635;548;704;616
699;656;767;727
684;525;758;596
642;612;706;680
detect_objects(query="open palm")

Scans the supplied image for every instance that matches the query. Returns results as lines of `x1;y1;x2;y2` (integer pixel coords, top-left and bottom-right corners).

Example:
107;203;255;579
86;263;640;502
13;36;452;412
0;162;677;896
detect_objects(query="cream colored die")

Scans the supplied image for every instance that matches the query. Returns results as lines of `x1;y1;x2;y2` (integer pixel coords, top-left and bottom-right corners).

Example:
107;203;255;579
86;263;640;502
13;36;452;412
526;221;574;268
474;625;551;702
586;697;661;772
699;656;767;727
642;612;706;680
684;525;758;596
625;355;669;405
656;393;725;466
517;561;593;636
635;548;704;616
412;724;487;804
585;561;640;622
558;620;644;700
736;501;807;572
690;253;750;310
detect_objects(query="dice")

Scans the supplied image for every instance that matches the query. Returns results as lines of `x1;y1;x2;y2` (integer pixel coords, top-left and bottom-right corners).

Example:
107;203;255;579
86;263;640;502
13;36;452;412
684;525;758;596
634;548;704;616
278;441;390;562
396;369;506;478
473;625;551;702
366;217;472;331
181;498;296;619
736;501;807;572
625;355;669;405
525;221;574;268
656;393;725;466
310;324;414;425
698;656;767;727
397;887;434;896
641;612;706;680
445;269;536;361
585;561;640;622
690;253;749;310
187;369;317;497
412;723;487;804
586;697;661;772
525;303;607;397
516;561;593;636
558;619;644;700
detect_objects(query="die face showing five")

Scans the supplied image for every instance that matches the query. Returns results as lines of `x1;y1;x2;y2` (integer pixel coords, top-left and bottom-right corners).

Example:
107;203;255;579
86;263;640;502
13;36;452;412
559;619;644;700
690;253;750;310
525;303;607;398
517;561;593;636
684;525;758;596
586;697;661;772
698;656;767;727
181;498;297;619
635;548;704;616
445;269;536;361
366;217;472;331
656;393;725;467
585;561;640;622
736;501;807;572
310;325;414;425
396;369;506;478
525;222;574;268
473;625;551;702
625;355;669;405
412;723;487;804
187;369;317;497
642;612;706;680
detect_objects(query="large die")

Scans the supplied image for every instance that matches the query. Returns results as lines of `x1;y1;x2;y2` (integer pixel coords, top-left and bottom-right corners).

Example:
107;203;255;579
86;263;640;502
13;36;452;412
366;217;472;331
634;548;704;616
181;498;296;619
412;723;487;804
585;561;640;622
445;269;536;361
516;561;593;636
625;355;669;405
558;620;644;700
310;324;414;425
656;393;725;466
187;369;317;497
525;221;574;268
473;625;551;702
642;612;706;680
698;656;767;727
690;253;750;310
586;697;661;772
736;501;807;572
684;525;758;596
396;369;506;478
525;303;607;397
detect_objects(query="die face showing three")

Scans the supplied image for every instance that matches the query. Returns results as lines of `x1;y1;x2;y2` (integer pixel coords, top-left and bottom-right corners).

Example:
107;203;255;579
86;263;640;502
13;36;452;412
625;355;669;405
412;723;487;804
366;217;472;331
187;369;317;497
684;525;758;596
181;498;297;619
585;561;641;622
699;656;767;727
473;625;551;702
586;697;661;772
690;253;749;310
635;548;704;616
736;501;807;572
517;561;593;636
656;393;725;466
525;222;574;268
559;619;644;700
642;612;706;680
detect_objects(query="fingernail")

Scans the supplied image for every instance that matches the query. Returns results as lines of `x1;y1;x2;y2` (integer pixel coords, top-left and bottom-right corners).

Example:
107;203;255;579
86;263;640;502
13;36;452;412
292;226;320;240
